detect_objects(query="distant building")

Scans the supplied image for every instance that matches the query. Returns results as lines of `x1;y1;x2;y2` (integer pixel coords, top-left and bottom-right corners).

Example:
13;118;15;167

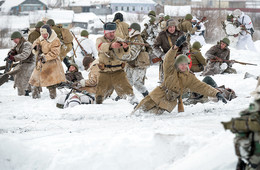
110;0;156;14
1;0;48;15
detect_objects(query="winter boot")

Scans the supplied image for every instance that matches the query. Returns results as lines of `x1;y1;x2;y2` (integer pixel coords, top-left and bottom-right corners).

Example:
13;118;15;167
25;90;31;96
142;90;149;97
32;87;41;99
96;95;103;104
115;96;121;101
48;86;57;99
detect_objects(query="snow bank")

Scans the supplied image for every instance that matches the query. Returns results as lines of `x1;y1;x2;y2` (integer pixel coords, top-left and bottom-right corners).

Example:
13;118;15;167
0;40;259;170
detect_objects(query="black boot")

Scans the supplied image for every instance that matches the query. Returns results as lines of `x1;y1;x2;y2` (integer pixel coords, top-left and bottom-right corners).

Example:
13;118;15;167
63;56;71;70
142;90;149;97
25;90;30;96
115;96;121;101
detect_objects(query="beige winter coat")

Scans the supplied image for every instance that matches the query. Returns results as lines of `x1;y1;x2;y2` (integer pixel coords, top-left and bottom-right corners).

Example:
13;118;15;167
96;35;130;72
147;48;219;112
114;19;129;40
29;31;66;87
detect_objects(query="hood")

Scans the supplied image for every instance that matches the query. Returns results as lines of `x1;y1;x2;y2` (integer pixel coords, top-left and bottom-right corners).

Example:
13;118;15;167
40;29;57;43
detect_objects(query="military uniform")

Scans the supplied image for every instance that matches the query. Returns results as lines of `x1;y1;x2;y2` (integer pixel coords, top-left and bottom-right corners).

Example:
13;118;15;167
9;33;35;96
120;23;150;97
114;19;129;40
79;59;100;94
29;25;66;99
153;20;189;82
190;42;206;72
222;86;260;170
133;48;219;114
28;21;44;44
95;35;135;104
202;39;236;76
65;63;84;83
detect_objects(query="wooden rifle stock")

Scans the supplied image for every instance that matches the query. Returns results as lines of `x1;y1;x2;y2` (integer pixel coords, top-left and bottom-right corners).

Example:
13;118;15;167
178;96;184;113
71;31;89;57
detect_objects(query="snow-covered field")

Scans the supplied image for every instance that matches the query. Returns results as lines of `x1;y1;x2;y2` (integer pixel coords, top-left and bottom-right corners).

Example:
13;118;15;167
0;39;259;170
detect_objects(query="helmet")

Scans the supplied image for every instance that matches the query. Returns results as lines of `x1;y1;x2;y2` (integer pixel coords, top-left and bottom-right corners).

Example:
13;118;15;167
164;15;170;21
185;14;192;20
192;41;202;50
35;21;44;28
159;13;164;17
46;19;55;26
130;23;141;32
11;31;22;40
81;30;89;36
221;38;230;46
148;11;156;17
149;16;156;24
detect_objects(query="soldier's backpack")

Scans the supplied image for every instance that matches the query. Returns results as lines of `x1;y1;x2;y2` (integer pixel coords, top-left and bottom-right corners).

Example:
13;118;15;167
177;18;185;31
57;25;74;44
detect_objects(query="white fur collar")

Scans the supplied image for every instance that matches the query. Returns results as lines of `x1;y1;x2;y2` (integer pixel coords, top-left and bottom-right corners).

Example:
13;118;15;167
39;29;58;43
129;30;140;38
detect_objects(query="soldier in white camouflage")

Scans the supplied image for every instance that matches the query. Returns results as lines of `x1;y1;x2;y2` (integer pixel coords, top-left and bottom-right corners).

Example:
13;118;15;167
121;23;150;97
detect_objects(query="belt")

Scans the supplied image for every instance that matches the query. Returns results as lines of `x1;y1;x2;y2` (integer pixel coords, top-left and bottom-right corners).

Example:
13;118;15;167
105;64;123;68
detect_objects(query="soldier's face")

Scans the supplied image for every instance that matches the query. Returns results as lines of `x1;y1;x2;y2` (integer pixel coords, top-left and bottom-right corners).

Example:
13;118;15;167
220;42;227;49
178;63;188;72
69;65;76;72
42;33;49;40
13;38;20;44
168;26;175;34
105;31;115;40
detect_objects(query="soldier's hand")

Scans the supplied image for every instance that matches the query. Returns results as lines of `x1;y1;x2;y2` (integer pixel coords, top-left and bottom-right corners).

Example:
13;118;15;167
216;92;227;104
111;42;122;49
122;42;128;49
175;35;186;47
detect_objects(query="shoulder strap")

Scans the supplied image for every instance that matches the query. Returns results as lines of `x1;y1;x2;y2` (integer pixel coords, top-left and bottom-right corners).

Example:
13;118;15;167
167;36;173;47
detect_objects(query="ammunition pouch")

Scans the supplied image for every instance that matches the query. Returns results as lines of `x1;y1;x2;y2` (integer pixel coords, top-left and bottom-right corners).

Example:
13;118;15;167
162;86;179;102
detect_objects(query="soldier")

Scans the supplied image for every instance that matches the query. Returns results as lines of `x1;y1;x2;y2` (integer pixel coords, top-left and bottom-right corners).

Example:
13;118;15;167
133;37;227;115
178;14;200;47
46;19;73;69
73;30;98;70
79;57;100;94
202;38;237;76
233;9;256;51
28;21;44;44
223;14;241;48
113;12;129;40
95;22;137;104
222;85;260;170
65;63;83;83
190;41;206;72
157;13;165;32
141;15;159;46
120;23;150;97
6;31;35;96
159;15;170;32
153;19;189;82
29;24;66;99
190;16;206;46
185;76;236;105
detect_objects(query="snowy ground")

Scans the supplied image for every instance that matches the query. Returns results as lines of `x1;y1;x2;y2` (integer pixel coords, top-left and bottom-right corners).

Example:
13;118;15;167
0;39;259;170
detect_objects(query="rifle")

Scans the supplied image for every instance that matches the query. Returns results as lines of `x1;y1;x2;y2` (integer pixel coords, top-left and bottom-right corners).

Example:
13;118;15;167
35;45;45;64
58;81;95;101
99;18;105;24
116;40;150;47
196;17;207;26
210;58;257;66
178;97;184;113
0;49;17;86
71;31;91;58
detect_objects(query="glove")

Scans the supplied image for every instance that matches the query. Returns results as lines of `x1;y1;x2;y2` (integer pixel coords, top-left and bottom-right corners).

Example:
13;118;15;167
196;25;201;30
216;92;227;104
175;35;186;47
8;55;15;61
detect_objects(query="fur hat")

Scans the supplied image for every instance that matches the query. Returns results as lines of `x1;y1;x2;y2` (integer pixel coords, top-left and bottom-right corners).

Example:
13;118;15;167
40;25;52;38
104;22;117;31
166;19;176;28
113;12;123;22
